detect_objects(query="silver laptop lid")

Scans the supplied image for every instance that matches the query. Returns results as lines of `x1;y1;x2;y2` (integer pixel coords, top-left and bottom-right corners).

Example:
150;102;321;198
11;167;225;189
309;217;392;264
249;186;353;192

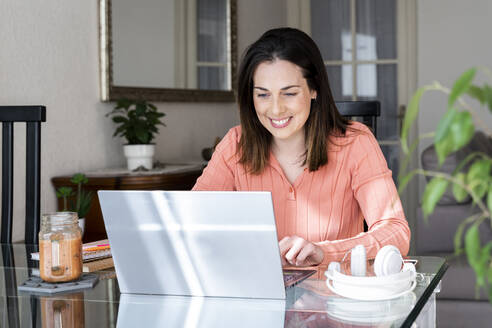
98;191;286;299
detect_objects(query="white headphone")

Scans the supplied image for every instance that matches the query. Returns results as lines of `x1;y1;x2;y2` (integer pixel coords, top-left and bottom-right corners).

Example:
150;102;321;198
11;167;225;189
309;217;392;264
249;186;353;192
325;245;417;301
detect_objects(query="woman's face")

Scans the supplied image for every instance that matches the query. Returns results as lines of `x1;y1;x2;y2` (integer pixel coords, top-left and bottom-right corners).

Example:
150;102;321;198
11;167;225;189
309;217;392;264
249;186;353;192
252;59;316;143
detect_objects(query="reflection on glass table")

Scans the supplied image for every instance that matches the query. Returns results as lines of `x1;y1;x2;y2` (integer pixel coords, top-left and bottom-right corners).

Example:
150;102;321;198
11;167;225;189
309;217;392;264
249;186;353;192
40;292;85;328
117;294;285;328
325;292;416;324
286;282;417;327
0;244;447;328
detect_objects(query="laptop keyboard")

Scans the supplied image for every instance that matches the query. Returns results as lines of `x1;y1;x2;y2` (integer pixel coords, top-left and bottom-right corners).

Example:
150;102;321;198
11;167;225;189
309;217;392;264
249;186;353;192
283;269;316;288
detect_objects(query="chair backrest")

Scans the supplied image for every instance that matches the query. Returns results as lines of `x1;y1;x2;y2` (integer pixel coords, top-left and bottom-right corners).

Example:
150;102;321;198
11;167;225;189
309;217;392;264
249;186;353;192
0;106;46;245
335;101;380;232
335;101;380;138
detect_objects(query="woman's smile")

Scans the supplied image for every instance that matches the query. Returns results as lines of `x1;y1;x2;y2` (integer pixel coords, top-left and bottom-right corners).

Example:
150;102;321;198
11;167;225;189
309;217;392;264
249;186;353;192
269;116;292;128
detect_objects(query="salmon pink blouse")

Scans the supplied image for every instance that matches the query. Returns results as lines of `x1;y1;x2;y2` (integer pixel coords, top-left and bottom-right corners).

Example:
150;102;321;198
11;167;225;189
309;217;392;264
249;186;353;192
193;122;410;265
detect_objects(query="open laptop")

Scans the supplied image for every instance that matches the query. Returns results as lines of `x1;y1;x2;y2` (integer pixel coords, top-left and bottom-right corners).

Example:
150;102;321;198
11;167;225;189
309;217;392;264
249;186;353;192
98;190;315;300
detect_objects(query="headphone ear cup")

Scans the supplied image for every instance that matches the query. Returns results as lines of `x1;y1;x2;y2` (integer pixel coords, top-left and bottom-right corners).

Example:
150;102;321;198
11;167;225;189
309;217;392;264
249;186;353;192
328;261;341;273
374;245;403;276
350;245;366;276
402;262;416;273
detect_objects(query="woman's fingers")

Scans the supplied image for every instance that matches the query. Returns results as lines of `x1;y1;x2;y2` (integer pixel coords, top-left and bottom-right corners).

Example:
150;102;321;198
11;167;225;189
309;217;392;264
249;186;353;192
279;237;293;266
279;236;292;257
296;243;323;266
279;236;325;267
295;243;315;266
284;237;306;265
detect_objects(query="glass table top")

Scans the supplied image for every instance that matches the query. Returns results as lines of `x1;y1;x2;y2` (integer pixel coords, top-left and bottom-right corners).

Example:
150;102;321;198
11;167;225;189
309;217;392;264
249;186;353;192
0;244;447;327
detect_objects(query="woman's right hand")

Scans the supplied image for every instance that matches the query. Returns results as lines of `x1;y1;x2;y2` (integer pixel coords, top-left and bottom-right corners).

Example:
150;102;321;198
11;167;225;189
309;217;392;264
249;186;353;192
279;236;324;267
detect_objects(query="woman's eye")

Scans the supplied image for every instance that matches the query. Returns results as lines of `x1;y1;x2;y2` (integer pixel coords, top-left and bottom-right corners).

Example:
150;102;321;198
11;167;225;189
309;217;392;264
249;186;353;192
284;93;298;96
256;93;269;98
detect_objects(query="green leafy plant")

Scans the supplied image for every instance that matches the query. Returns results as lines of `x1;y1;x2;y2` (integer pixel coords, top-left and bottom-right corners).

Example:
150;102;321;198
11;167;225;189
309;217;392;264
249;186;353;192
70;173;93;218
106;98;166;144
55;173;93;218
55;187;73;211
399;67;492;303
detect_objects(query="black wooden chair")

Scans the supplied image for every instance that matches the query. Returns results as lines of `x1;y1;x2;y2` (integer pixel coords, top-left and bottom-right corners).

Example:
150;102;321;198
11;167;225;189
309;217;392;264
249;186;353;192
0;106;46;245
335;101;380;232
335;100;380;138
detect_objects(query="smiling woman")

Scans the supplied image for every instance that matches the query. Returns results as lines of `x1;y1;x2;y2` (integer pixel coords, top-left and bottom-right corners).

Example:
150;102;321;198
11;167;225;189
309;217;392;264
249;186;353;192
193;28;410;270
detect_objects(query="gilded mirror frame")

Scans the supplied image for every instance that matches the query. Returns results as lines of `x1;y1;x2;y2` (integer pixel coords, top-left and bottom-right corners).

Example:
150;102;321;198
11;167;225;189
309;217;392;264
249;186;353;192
99;0;237;102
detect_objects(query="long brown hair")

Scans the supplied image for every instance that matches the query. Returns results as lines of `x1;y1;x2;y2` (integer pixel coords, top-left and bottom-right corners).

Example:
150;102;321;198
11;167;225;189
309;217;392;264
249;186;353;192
237;28;350;174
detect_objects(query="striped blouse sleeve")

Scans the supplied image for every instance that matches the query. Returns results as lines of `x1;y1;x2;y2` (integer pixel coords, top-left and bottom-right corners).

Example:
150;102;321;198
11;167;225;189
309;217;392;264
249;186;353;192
316;126;411;263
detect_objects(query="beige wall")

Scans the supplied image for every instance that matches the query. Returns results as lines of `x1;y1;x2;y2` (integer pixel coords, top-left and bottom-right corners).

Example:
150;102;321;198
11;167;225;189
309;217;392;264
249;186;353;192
0;0;286;242
417;0;492;154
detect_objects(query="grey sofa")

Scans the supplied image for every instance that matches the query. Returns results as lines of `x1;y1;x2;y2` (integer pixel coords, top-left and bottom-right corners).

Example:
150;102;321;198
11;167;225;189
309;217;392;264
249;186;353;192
416;131;492;327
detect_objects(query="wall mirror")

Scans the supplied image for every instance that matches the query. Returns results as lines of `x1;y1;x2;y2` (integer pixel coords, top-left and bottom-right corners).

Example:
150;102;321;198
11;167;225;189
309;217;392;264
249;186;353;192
99;0;237;102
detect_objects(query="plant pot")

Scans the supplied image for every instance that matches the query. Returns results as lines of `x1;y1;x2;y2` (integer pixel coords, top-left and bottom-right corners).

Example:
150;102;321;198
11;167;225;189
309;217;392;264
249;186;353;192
78;218;85;237
123;144;155;171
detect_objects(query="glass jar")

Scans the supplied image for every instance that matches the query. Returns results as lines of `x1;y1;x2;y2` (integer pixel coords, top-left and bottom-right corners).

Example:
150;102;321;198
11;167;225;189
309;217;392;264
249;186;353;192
39;212;82;283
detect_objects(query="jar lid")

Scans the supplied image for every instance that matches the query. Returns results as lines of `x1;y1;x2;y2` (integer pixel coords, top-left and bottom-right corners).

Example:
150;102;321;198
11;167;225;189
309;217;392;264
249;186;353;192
41;212;78;225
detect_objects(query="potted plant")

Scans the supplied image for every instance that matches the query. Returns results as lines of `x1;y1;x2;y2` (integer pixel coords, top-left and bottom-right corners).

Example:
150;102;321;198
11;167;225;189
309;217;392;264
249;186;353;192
106;98;166;170
55;173;93;236
399;67;492;302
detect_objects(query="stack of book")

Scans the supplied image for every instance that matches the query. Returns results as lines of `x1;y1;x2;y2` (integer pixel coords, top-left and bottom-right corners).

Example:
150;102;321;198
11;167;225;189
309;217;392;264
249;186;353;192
31;239;114;273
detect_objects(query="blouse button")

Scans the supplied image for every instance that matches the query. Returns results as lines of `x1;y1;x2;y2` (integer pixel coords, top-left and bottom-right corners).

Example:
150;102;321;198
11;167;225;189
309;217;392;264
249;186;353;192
289;187;293;193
